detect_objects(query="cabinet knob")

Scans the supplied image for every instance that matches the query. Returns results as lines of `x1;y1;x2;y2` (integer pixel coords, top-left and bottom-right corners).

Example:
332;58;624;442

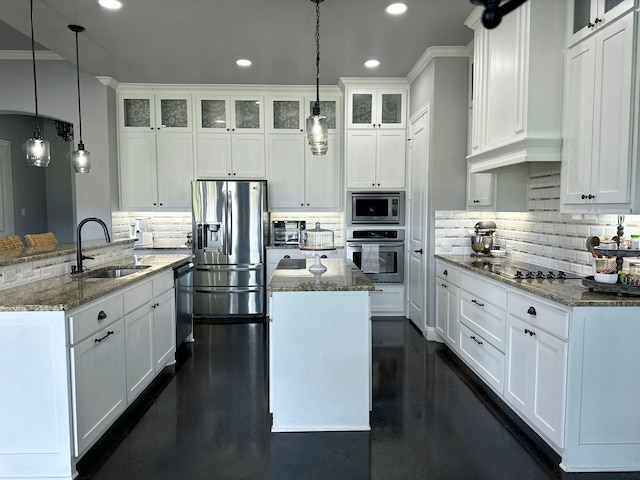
97;310;107;321
372;124;376;128
153;202;157;206
159;203;163;206
527;306;537;315
524;328;536;336
377;183;380;186
232;128;235;132
443;269;448;276
300;129;304;132
227;128;231;132
441;283;447;288
284;255;291;259
378;124;382;128
588;21;595;28
594;17;602;24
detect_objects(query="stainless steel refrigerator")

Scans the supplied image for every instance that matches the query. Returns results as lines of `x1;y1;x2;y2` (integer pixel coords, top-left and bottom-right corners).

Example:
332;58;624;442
192;180;267;317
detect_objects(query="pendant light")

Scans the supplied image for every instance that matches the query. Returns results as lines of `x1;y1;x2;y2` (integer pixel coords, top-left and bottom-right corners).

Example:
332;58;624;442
26;0;50;167
69;24;91;173
306;0;328;155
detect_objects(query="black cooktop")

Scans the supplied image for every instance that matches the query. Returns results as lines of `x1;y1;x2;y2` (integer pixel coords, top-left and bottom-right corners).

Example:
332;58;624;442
471;260;583;280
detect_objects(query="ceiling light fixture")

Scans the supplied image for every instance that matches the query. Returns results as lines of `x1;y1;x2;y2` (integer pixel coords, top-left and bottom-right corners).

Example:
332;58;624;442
236;59;252;67
365;59;380;68
25;0;50;167
385;3;407;15
306;0;328;156
69;25;91;173
98;0;123;10
470;0;528;29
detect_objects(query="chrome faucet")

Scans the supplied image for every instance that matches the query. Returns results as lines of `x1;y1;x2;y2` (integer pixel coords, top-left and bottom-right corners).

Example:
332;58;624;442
74;217;111;273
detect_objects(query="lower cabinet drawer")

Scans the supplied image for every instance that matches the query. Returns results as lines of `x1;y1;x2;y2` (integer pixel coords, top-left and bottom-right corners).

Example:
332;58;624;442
458;322;505;395
459;289;506;352
508;292;569;340
68;293;124;345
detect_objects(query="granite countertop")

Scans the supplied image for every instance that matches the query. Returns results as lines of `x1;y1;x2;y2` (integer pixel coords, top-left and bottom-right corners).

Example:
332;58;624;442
0;239;134;267
436;254;640;307
268;258;374;293
0;253;192;312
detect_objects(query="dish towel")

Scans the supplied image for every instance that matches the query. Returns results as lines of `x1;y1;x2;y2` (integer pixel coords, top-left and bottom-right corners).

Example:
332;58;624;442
361;244;380;273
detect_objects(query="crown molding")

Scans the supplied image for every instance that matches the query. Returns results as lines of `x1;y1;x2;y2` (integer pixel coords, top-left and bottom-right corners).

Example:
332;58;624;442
406;46;470;84
96;76;119;89
0;50;64;61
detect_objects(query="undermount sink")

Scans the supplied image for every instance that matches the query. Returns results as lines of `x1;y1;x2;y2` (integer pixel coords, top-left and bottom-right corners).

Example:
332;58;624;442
83;265;150;279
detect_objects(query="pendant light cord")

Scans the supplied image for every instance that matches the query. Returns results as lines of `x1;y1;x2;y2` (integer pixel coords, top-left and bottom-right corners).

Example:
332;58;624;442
314;0;320;114
30;0;40;132
74;30;83;145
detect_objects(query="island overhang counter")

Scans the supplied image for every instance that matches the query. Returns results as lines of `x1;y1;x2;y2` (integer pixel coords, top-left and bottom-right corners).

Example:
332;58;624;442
267;258;374;432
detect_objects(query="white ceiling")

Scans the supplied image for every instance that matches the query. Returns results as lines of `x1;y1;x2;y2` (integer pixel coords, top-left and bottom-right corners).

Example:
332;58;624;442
0;0;475;86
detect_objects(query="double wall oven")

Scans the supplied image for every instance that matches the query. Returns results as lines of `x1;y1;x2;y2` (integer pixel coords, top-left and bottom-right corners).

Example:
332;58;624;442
346;191;405;284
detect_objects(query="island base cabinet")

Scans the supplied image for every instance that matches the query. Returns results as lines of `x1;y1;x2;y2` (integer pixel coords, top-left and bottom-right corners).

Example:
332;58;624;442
269;291;371;432
70;319;127;457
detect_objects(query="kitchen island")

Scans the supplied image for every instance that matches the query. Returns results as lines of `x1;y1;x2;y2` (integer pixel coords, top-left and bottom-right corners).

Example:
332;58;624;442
267;258;374;432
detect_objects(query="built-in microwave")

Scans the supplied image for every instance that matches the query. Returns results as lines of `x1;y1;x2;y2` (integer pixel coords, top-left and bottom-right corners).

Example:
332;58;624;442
347;191;405;225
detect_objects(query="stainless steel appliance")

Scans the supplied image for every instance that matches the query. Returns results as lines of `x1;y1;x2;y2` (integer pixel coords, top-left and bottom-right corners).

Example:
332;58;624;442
347;191;405;225
192;180;267;317
174;261;194;345
271;220;306;245
346;229;405;283
470;221;496;255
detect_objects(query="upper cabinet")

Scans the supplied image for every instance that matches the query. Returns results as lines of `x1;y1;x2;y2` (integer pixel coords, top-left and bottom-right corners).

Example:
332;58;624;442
465;0;564;173
566;0;635;46
195;95;266;179
560;10;636;211
346;89;406;130
341;79;408;190
266;94;341;134
119;93;192;133
118;92;194;210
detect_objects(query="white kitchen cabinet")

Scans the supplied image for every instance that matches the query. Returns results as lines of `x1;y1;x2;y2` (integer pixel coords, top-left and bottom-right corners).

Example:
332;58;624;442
560;11;635;211
465;0;564;172
304;95;341;134
153;288;176;371
566;0;635;47
70;318;127;456
267;96;305;134
435;267;459;351
119;93;192;132
195;94;266;179
345;129;406;189
346;88;406;129
369;284;405;316
119;131;194;210
125;303;154;402
267;133;341;211
467;169;495;208
505;315;567;448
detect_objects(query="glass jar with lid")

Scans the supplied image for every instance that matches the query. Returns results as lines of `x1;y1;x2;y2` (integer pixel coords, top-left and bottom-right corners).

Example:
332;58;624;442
300;222;335;251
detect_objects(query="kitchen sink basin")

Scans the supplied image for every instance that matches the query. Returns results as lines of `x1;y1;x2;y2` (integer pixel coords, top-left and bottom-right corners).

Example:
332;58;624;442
83;265;150;279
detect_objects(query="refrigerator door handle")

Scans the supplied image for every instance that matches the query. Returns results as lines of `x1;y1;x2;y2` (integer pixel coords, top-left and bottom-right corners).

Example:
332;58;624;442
195;287;262;294
195;265;263;272
227;193;232;256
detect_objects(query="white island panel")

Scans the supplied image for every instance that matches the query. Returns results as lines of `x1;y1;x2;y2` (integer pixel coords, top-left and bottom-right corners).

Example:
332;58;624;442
270;290;371;432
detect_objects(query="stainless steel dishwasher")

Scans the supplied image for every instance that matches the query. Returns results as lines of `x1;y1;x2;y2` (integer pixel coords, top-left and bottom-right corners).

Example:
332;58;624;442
174;261;194;346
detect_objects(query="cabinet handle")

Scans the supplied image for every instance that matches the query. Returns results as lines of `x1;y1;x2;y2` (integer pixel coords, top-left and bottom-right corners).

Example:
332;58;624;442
581;194;596;200
443;269;448;276
414;249;423;254
97;310;107;321
588;21;595;28
470;335;483;345
95;330;114;343
441;283;448;288
471;299;485;307
524;328;536;336
321;255;327;259
284;255;291;259
527;306;536;316
594;17;602;24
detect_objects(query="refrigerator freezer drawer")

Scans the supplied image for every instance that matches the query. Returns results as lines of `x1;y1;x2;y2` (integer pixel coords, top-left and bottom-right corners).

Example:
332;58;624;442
194;264;264;288
194;286;264;316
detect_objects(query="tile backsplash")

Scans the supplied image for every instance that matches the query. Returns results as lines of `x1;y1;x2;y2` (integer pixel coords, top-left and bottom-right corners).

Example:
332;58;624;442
112;211;344;246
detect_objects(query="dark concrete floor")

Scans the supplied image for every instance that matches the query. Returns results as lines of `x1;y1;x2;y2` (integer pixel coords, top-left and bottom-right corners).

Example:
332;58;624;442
77;318;640;480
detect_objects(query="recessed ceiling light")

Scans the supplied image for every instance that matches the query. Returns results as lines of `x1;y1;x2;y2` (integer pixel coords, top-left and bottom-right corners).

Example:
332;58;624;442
385;3;407;15
98;0;123;10
365;60;380;68
236;59;252;67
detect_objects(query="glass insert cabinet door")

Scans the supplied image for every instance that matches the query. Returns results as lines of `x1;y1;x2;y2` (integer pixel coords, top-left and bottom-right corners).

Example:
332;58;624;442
120;94;191;132
307;98;339;133
568;0;634;46
272;99;303;132
347;89;405;129
197;96;264;133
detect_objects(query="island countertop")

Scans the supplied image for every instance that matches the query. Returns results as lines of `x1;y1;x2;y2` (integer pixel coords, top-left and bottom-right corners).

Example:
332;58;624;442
267;258;374;293
0;253;192;312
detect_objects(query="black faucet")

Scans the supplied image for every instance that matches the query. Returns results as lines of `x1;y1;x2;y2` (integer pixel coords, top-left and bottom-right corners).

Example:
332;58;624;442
74;217;111;273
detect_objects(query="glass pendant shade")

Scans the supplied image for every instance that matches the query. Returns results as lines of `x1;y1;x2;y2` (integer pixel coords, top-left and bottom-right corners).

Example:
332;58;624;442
26;129;51;167
72;143;91;173
306;114;328;155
